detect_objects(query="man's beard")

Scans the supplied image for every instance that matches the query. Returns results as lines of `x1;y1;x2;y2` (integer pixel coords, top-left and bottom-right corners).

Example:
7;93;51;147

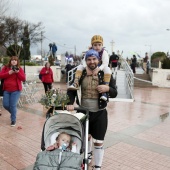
87;64;97;70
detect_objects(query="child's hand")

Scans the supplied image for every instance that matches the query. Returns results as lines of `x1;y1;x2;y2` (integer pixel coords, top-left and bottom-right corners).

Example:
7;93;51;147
46;143;58;151
92;67;100;76
46;144;55;151
72;142;76;146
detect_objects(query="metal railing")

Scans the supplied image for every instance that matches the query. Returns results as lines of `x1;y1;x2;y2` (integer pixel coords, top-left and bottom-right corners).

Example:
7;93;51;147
122;58;134;100
67;61;134;100
67;66;78;86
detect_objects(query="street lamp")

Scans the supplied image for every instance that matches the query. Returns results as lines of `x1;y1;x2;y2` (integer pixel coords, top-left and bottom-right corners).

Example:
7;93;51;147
145;44;152;63
166;29;170;58
110;40;114;53
20;36;29;73
145;45;152;55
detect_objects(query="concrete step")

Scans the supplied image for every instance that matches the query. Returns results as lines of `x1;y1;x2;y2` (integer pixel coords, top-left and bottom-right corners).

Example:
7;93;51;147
134;74;151;81
134;74;158;88
134;85;158;88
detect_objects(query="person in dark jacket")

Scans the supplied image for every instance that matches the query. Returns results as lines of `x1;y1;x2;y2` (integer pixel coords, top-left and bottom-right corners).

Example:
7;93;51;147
109;52;119;73
131;55;137;74
52;43;57;58
66;49;117;170
65;60;73;83
143;52;148;73
40;62;54;93
0;56;26;126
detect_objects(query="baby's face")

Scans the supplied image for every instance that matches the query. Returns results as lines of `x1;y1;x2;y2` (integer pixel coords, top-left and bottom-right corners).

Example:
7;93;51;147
92;42;103;52
58;134;71;147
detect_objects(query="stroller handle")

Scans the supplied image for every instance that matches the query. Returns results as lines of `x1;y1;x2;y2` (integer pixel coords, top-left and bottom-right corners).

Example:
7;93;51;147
74;107;89;116
53;106;89;115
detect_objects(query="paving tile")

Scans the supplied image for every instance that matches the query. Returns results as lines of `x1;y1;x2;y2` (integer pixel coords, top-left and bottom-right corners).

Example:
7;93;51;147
0;83;170;169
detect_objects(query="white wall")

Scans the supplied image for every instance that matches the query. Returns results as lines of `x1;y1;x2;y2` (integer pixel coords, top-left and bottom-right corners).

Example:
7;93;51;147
24;66;61;82
151;68;170;87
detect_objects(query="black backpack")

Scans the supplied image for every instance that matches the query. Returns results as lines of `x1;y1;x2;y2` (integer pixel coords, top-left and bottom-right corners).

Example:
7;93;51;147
0;79;4;96
39;73;42;80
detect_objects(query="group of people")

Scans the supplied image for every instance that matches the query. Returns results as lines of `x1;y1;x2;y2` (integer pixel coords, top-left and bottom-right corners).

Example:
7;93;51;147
49;42;58;58
129;52;150;74
0;35;118;170
66;35;117;169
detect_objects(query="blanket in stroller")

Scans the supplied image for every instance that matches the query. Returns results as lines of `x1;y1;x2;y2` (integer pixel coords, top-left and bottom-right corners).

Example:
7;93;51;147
33;149;82;170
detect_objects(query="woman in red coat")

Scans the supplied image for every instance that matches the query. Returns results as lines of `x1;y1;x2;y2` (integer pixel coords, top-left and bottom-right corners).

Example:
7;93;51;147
0;56;26;126
40;62;54;93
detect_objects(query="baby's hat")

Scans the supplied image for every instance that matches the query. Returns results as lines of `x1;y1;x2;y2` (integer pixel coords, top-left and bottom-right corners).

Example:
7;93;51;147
91;35;103;45
85;49;99;60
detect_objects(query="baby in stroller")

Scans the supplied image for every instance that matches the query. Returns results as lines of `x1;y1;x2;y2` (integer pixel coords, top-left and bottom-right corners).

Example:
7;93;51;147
46;132;77;153
34;112;84;170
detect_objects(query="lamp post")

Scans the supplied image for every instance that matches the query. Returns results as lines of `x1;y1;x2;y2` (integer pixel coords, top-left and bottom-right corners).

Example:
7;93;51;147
166;29;170;58
21;36;29;74
145;44;152;56
110;40;114;53
145;44;152;63
21;36;30;73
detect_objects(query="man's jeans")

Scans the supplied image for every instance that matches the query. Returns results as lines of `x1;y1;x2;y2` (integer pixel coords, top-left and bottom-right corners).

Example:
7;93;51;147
3;91;21;122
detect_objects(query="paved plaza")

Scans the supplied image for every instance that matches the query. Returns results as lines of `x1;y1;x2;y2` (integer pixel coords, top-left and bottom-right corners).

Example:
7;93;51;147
0;82;170;170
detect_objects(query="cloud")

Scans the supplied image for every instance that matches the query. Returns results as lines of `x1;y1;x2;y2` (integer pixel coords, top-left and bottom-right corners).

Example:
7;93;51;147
9;0;170;57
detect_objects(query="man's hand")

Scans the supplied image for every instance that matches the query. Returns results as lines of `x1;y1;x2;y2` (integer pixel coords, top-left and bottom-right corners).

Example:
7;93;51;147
96;85;109;93
66;105;74;111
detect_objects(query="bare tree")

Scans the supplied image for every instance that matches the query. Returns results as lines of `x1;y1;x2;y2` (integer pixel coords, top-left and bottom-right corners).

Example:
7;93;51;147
0;15;44;58
0;0;11;16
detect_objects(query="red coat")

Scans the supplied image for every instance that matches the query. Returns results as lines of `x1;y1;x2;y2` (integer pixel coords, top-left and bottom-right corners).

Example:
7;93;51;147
40;67;54;83
0;66;26;91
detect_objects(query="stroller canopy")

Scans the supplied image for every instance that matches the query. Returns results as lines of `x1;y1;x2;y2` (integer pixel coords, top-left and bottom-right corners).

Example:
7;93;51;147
42;113;84;152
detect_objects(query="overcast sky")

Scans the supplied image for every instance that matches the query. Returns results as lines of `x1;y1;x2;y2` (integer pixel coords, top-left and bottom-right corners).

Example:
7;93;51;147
10;0;170;58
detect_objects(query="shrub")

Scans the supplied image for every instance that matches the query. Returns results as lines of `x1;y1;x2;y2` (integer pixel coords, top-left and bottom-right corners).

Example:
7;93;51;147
20;61;38;66
162;58;170;69
151;52;166;62
2;56;10;65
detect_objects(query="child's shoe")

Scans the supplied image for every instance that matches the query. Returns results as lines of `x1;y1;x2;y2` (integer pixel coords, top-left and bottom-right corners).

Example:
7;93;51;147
92;165;101;170
100;93;107;101
88;151;93;164
67;83;79;90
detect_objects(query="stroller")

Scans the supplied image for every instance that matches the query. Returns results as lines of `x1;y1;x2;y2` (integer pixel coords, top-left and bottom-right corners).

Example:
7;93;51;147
33;107;90;170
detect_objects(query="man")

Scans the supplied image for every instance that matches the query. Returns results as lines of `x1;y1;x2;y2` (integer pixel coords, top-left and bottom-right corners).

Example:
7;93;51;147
66;49;117;170
109;52;119;73
131;55;137;74
143;52;148;73
52;42;57;58
65;60;72;83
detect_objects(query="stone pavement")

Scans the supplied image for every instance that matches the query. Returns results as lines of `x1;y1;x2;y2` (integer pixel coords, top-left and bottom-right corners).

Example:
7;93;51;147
0;82;170;170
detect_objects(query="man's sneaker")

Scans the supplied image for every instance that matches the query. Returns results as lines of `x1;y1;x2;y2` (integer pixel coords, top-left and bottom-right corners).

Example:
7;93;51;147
67;84;79;90
11;121;16;127
100;93;107;101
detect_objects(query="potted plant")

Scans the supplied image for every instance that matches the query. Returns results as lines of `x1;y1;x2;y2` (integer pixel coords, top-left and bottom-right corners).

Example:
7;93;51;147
39;89;70;117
